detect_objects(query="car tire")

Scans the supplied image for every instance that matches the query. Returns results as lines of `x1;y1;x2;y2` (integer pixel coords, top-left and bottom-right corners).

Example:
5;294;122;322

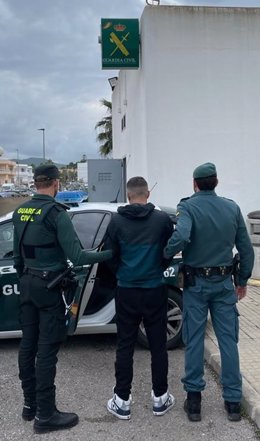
137;287;183;350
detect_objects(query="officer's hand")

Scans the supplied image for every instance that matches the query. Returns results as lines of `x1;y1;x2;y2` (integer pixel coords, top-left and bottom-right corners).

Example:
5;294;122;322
236;285;247;300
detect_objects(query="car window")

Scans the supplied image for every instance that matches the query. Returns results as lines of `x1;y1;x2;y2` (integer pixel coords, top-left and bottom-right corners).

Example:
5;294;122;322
159;206;177;225
0;221;14;259
93;214;111;248
71;212;111;249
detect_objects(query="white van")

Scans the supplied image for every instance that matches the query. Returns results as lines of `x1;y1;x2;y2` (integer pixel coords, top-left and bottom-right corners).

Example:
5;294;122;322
1;183;15;191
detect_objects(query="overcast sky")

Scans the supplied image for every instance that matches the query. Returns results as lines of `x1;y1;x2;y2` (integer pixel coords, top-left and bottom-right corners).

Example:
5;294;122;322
1;0;260;164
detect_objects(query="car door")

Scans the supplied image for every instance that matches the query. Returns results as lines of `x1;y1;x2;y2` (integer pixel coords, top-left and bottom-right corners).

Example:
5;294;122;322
0;210;111;337
66;209;112;335
0;220;21;333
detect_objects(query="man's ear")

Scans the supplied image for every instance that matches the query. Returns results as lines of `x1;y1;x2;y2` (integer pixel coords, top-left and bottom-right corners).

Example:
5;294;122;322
193;179;198;192
147;190;150;199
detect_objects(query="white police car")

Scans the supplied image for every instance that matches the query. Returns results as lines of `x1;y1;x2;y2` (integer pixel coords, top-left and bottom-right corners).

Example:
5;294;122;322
0;202;183;349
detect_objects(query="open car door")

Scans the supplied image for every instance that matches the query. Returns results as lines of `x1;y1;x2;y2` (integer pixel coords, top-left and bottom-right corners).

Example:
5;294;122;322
66;209;112;335
66;261;98;335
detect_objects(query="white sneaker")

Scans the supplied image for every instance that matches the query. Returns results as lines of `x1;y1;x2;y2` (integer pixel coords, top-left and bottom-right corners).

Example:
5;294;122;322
152;390;175;416
107;393;131;420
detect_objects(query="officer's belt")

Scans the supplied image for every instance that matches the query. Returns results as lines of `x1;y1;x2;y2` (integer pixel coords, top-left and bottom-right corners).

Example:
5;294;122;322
191;266;233;277
24;268;62;280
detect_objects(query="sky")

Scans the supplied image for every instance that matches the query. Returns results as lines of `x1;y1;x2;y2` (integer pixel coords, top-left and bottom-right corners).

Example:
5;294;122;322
1;0;260;164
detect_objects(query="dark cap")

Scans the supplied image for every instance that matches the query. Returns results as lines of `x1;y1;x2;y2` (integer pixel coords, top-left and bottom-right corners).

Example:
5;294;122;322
34;164;60;182
193;162;217;179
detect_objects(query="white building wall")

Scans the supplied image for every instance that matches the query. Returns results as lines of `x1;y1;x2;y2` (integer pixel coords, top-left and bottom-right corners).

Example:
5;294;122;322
15;164;33;186
112;6;260;216
77;162;88;183
112;69;148;177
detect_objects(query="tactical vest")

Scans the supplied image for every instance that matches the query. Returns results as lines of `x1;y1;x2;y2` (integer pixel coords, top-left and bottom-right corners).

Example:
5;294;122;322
13;198;67;269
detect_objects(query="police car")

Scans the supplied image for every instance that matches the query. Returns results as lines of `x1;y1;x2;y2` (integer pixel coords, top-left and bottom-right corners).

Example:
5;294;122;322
0;202;183;349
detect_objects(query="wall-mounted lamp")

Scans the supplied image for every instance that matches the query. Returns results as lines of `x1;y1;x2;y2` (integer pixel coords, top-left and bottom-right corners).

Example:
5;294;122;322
146;0;160;4
108;77;118;91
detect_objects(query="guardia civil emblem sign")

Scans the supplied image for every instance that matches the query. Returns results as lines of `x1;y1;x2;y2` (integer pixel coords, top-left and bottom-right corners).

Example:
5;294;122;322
101;19;139;69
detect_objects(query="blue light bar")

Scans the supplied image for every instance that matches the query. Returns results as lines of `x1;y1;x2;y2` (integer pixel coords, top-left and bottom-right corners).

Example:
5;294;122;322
55;190;88;204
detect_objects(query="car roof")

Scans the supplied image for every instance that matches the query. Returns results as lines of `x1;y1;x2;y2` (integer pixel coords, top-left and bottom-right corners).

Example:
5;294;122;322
67;202;126;213
0;202;127;223
0;202;176;223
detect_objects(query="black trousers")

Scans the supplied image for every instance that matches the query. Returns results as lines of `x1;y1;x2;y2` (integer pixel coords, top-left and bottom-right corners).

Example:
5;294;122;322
18;273;66;418
114;285;168;401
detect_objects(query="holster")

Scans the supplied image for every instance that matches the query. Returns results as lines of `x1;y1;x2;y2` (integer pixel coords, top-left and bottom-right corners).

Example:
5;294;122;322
182;265;196;287
60;275;78;305
47;268;78;305
232;253;240;287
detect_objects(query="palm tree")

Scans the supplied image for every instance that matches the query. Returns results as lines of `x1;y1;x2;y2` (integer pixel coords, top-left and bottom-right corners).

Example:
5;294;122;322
95;99;112;157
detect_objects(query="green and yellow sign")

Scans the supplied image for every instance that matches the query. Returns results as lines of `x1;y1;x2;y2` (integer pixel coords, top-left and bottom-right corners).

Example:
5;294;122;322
101;19;139;69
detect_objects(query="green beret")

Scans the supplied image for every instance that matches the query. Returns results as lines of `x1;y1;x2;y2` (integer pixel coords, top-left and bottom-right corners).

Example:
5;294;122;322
193;162;217;179
34;164;60;182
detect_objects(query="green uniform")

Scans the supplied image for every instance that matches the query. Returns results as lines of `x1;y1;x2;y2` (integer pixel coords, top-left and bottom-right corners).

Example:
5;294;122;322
164;190;254;402
13;194;111;275
12;193;112;419
164;191;253;285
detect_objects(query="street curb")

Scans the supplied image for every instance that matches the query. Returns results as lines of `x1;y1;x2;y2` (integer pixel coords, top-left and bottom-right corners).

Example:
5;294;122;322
248;279;260;287
205;336;260;429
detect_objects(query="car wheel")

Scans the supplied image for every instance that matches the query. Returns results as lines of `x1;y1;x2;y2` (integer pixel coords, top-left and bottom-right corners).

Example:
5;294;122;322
137;287;183;350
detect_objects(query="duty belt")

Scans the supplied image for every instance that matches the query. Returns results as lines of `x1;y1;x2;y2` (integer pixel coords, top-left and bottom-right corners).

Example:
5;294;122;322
192;266;233;277
24;268;62;280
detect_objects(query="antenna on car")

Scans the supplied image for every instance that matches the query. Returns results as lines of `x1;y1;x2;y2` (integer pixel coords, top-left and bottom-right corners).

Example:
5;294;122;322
150;182;157;192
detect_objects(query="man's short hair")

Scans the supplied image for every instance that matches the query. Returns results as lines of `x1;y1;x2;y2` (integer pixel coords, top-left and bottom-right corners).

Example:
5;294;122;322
127;176;148;197
195;176;218;191
34;180;54;190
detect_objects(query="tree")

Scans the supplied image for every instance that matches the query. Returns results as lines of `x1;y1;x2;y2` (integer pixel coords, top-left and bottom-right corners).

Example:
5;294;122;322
39;159;54;166
95;99;112;157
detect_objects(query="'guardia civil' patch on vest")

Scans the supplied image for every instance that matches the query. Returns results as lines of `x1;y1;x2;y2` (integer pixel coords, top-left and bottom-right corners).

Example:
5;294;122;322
15;206;43;222
13;199;67;267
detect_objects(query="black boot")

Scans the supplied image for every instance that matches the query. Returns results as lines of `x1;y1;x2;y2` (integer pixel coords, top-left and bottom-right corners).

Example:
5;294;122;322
33;409;79;434
184;392;201;422
22;403;36;421
224;401;241;422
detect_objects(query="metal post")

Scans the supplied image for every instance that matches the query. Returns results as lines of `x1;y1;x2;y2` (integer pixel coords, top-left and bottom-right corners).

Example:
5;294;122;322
38;128;46;162
16;148;20;186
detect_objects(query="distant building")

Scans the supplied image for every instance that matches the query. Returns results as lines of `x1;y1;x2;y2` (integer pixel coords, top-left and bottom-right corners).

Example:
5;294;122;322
77;162;88;184
0;159;16;186
15;164;34;187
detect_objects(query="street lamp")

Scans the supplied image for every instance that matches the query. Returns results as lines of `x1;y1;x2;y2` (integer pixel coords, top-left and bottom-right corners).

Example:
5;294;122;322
16;148;20;186
38;128;46;162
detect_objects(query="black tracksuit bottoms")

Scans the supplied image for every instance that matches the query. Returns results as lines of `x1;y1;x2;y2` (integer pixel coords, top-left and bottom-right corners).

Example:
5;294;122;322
114;285;168;401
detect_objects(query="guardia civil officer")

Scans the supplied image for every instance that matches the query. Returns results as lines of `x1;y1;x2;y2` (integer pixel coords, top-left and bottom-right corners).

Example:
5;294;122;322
12;164;112;434
164;162;254;422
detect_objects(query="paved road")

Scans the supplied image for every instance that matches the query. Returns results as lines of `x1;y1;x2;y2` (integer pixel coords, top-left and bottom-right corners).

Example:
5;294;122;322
0;197;31;217
1;335;259;441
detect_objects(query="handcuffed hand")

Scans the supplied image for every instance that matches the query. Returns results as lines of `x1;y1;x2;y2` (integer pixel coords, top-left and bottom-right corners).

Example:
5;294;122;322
235;285;247;300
